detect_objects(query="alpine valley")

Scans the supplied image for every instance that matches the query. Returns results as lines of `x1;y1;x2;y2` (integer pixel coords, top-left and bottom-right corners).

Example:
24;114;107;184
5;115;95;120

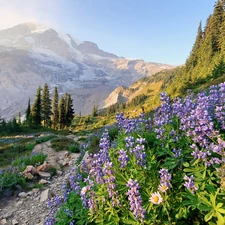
0;23;174;119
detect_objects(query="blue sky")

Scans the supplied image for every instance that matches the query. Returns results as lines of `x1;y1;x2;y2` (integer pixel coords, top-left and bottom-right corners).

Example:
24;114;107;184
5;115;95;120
0;0;215;65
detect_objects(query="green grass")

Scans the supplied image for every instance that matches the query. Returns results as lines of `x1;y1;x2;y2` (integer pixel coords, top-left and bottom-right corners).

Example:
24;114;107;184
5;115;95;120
11;153;47;171
50;137;80;153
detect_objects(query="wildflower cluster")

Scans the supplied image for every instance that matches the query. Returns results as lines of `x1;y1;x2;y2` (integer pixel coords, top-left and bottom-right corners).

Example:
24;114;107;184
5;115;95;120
126;179;146;222
53;82;225;225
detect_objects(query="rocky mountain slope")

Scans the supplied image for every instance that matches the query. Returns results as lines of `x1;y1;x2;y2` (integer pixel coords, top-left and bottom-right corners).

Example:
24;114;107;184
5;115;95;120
0;22;174;119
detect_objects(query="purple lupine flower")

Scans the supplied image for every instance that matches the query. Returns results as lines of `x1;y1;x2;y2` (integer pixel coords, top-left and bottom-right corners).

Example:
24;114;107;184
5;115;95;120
172;148;182;158
103;161;120;207
68;167;82;194
44;196;62;225
89;130;111;184
118;149;129;168
184;175;198;194
159;168;172;188
126;179;146;223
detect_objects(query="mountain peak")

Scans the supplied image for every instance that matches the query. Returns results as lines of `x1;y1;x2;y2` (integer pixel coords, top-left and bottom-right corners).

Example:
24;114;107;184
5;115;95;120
14;22;50;33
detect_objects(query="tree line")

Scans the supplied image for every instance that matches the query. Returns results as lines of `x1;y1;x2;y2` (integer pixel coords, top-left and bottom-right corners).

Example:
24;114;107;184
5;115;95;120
26;84;74;129
157;0;225;97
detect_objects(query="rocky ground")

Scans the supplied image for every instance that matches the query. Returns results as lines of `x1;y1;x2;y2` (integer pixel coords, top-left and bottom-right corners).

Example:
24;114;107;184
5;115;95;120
0;135;83;225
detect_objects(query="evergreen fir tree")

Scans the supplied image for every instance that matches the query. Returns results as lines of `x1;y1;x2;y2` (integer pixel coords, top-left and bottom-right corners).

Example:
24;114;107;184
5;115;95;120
18;112;21;125
31;86;42;126
41;83;52;127
52;86;59;129
65;93;74;126
26;98;31;120
92;105;98;117
58;96;66;129
211;0;225;52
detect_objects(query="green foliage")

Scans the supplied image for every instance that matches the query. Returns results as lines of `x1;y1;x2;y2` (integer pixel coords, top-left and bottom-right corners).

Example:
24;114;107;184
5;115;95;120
55;192;90;225
31;86;42;126
41;83;52;127
68;144;80;153
127;94;148;107
108;126;118;141
52;87;59;129
11;153;47;171
0;117;21;136
92;105;98;117
65;93;74;126
50;137;78;152
0;168;26;194
88;136;100;154
35;134;56;144
58;96;67;129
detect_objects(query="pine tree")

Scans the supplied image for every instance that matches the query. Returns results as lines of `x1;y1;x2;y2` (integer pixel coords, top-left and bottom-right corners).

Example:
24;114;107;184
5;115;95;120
65;93;74;126
18;112;21;125
58;96;66;129
92;105;98;117
26;98;31;120
211;0;225;52
52;87;59;129
31;86;42;126
41;83;52;127
186;21;203;74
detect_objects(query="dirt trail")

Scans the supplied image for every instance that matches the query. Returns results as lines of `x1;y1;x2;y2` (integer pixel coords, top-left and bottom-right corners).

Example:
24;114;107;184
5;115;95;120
0;135;82;225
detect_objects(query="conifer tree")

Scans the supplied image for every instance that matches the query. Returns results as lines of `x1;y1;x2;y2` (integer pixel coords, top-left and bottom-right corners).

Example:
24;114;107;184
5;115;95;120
92;105;98;117
58;96;66;129
65;93;74;126
18;112;21;125
211;0;225;52
31;86;42;126
41;83;51;127
26;98;31;120
52;87;59;129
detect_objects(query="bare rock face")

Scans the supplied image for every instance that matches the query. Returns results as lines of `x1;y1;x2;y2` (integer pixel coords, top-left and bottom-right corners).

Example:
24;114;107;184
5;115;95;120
37;162;52;172
22;165;39;178
0;23;175;120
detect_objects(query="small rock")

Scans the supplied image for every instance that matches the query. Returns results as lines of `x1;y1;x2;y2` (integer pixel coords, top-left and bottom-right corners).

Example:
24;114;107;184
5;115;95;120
56;170;62;176
63;161;69;167
40;189;52;202
27;191;34;196
12;219;19;225
22;165;38;176
32;188;39;193
0;219;7;225
15;200;23;207
38;171;51;179
37;162;51;172
23;172;34;179
39;179;48;184
18;192;28;198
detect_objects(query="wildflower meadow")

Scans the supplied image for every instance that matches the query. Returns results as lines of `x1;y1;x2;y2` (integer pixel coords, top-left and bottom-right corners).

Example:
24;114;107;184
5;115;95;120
46;83;225;225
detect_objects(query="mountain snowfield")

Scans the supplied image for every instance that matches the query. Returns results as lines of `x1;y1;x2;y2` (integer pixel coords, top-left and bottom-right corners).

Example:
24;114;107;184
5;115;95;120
0;22;175;119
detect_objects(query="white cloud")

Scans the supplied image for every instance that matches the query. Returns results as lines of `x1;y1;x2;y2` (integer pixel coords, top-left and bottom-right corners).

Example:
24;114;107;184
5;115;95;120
0;7;38;30
0;0;59;30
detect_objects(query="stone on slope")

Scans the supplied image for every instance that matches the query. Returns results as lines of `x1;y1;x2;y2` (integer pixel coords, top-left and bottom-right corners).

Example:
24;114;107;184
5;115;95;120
38;171;51;179
40;189;52;202
0;219;7;225
18;192;28;198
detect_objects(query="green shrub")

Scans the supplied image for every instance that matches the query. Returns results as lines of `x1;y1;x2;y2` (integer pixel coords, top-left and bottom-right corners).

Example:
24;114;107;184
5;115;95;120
68;144;80;153
108;125;118;141
51;137;75;152
88;136;100;154
35;135;56;144
12;153;47;171
0;167;26;194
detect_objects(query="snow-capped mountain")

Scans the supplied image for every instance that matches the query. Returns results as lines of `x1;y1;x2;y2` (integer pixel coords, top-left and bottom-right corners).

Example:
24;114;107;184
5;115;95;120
0;22;175;119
